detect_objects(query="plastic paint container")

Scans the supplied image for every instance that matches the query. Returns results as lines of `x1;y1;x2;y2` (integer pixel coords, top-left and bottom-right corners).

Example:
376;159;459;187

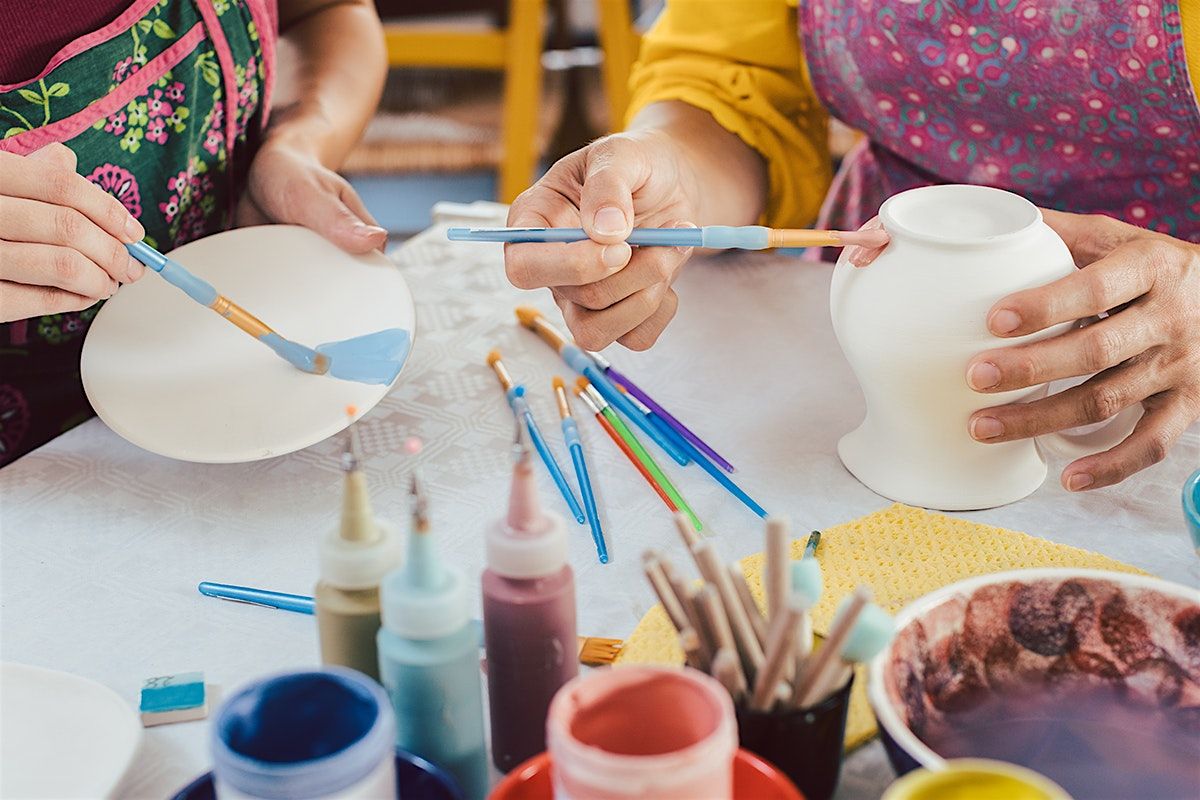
211;668;396;800
546;666;738;800
881;759;1072;800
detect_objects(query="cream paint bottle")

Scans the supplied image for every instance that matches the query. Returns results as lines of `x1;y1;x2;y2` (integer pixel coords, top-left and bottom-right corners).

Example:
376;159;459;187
315;424;402;681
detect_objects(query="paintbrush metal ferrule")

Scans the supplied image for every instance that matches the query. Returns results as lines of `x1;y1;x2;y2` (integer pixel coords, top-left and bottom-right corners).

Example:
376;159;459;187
587;351;611;370
487;351;515;391
552;379;572;420
576;387;602;415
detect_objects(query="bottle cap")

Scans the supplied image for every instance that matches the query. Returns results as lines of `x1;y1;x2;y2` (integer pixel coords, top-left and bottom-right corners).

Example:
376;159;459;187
379;561;470;640
319;518;402;590
487;442;567;579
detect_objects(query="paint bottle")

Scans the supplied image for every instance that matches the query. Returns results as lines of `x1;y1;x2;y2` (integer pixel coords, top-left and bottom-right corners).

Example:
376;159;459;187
211;668;397;800
482;435;578;772
377;474;488;800
546;666;738;800
315;418;402;681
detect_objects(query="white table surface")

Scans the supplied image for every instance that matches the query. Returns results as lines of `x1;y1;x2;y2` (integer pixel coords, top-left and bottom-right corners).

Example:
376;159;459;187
3;205;1198;800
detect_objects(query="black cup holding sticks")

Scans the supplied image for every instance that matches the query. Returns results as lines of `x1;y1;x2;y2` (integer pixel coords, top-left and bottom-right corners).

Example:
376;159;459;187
735;674;854;800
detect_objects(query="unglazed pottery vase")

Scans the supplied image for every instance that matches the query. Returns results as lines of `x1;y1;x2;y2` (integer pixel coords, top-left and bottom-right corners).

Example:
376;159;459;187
830;185;1139;510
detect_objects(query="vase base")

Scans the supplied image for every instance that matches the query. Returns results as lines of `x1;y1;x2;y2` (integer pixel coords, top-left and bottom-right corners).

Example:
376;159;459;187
837;426;1048;512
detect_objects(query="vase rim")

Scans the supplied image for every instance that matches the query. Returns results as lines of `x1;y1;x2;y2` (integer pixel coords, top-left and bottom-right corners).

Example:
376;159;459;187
879;184;1042;247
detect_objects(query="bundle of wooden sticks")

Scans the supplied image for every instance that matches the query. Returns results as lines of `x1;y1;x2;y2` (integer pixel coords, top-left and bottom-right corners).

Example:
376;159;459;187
643;514;879;712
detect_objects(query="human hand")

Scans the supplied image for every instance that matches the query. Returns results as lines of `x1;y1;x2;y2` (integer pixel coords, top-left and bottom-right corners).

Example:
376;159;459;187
237;139;387;254
504;129;700;351
0;143;146;323
967;210;1200;490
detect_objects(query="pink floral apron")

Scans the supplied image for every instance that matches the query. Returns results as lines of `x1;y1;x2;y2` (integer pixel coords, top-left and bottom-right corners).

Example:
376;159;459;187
801;1;1200;242
0;0;277;465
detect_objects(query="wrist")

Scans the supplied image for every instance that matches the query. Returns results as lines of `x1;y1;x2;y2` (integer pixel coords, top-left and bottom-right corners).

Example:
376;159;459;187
260;112;339;167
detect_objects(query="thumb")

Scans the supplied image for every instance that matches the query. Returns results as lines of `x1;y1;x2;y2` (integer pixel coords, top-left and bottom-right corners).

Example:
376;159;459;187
579;137;643;245
29;142;77;171
296;181;387;255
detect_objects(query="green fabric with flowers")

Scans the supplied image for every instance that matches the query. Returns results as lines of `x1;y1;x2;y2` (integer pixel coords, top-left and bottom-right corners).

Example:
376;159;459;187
0;0;266;464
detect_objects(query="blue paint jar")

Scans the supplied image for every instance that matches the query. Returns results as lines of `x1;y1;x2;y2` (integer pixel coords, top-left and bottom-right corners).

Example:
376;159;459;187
211;668;396;799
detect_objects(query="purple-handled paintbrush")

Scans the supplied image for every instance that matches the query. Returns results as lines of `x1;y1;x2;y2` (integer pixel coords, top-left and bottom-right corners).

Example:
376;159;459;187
589;350;736;473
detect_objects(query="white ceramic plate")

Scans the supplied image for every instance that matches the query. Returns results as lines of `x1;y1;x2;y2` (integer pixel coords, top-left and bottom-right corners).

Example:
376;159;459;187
0;662;142;798
82;226;416;463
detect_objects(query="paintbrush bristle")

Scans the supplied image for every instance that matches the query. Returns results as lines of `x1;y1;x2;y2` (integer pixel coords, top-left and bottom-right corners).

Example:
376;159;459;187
552;376;565;391
486;349;503;366
577;635;623;666
514;306;542;328
575;376;589;391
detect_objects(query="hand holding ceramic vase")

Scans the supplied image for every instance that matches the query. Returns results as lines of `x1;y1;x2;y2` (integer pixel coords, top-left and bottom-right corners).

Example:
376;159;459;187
830;185;1141;510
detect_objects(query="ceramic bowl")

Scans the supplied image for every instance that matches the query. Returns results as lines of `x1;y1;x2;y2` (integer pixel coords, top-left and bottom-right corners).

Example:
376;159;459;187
1184;468;1200;556
867;568;1200;783
490;750;803;800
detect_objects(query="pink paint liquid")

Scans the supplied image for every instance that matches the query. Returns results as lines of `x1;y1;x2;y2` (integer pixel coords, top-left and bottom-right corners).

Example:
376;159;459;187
547;666;737;800
919;683;1200;799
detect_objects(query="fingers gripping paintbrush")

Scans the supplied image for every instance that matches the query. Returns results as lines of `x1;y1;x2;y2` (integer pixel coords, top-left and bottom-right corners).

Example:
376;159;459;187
126;241;409;384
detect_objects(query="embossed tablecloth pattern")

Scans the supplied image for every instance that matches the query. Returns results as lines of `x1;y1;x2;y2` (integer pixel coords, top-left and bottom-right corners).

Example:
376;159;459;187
2;205;1197;799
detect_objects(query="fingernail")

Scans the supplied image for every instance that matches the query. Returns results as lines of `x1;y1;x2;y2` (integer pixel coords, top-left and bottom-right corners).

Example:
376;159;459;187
126;256;144;282
970;416;1004;440
847;247;867;267
967;361;1001;390
602;242;631;270
593;207;627;236
1066;473;1094;492
989;308;1021;335
355;223;387;238
124;216;145;243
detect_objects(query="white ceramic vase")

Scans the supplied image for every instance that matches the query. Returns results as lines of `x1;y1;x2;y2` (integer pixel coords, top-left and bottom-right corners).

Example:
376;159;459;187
830;185;1139;510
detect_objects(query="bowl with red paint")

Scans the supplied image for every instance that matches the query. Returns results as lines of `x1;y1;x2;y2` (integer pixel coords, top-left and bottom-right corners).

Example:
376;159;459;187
867;568;1200;800
489;750;804;800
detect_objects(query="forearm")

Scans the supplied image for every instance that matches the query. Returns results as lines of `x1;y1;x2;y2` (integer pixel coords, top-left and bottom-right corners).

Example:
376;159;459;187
629;100;767;226
268;0;386;168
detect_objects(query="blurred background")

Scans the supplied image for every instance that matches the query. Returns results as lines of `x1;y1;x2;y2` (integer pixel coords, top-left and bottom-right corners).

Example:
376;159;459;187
274;0;853;236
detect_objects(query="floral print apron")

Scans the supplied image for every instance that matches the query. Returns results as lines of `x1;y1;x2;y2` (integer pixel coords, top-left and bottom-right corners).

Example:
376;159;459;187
0;0;276;465
801;1;1200;242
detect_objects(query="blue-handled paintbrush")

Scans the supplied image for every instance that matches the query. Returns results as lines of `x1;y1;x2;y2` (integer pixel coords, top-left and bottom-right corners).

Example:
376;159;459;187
448;226;889;250
126;240;409;385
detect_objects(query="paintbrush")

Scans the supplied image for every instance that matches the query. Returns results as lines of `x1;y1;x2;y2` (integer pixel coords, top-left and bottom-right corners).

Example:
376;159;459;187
575;379;702;530
514;308;690;466
590;348;735;473
576;385;680;514
126;241;409;384
450;225;890;250
553;377;607;563
488;350;586;524
792;587;871;708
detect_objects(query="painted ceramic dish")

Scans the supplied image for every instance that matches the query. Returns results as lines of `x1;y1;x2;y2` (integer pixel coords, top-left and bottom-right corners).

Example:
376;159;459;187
81;226;415;463
489;750;804;800
868;568;1200;799
170;748;462;800
0;662;142;799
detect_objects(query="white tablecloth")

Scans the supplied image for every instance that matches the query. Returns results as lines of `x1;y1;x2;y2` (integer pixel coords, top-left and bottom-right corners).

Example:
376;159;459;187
3;205;1197;799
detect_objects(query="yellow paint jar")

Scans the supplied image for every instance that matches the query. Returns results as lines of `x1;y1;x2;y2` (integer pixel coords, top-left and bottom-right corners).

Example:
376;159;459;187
881;759;1072;800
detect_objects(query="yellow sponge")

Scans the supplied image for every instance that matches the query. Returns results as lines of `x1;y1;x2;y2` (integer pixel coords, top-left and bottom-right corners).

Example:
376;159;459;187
616;503;1146;750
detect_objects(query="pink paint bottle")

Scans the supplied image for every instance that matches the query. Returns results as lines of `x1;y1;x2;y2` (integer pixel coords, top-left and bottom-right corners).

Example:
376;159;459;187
546;666;737;800
482;438;578;772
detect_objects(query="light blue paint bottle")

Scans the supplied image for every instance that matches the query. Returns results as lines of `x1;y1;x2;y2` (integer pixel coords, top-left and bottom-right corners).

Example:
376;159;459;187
377;475;488;800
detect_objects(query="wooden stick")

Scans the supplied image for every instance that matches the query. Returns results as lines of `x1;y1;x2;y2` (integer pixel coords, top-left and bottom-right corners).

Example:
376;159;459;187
693;543;764;675
710;646;747;703
682;586;717;664
696;585;749;689
793;587;871;708
641;551;690;634
678;627;710;673
751;602;804;710
764;516;790;622
790;601;814;690
728;563;768;648
673;510;701;551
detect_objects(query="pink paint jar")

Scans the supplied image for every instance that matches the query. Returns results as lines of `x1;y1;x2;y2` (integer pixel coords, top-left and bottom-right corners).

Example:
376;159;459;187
546;666;737;800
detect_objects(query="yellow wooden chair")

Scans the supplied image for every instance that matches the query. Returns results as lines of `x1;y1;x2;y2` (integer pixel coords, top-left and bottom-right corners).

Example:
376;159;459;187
595;0;642;132
380;1;546;202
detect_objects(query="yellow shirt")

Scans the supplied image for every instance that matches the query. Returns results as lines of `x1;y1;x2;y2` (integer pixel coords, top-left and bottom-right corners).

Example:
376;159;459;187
627;0;1200;228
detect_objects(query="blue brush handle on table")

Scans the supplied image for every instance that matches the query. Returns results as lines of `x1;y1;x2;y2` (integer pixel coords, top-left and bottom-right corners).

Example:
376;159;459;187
563;418;607;564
